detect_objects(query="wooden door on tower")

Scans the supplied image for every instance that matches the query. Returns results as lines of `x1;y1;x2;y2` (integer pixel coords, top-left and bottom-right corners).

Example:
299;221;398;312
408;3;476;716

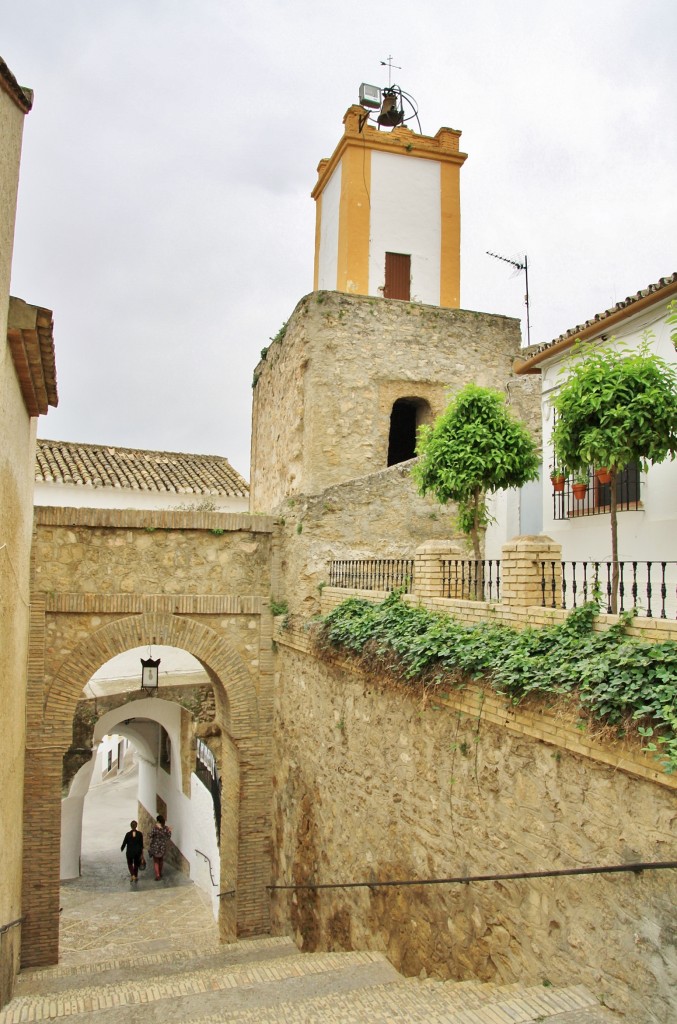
384;252;411;300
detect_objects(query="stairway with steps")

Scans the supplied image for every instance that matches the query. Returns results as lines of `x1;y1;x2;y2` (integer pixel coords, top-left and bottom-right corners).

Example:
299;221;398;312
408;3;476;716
2;935;618;1024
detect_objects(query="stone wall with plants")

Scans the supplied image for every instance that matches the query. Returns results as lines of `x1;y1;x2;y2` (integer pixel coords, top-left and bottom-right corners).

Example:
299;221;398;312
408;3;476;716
273;461;468;618
271;621;677;1024
250;290;541;514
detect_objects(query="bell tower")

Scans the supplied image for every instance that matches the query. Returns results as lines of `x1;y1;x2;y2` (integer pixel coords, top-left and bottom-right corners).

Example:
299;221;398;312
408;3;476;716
312;105;468;308
250;100;531;516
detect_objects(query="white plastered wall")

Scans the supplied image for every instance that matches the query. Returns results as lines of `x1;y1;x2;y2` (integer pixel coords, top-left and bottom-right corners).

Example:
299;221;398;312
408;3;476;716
539;303;677;611
369;151;441;305
34;481;247;512
317;161;341;291
61;698;220;916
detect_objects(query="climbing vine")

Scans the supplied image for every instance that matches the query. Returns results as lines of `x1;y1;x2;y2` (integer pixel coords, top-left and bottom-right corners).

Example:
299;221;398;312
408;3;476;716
314;593;677;773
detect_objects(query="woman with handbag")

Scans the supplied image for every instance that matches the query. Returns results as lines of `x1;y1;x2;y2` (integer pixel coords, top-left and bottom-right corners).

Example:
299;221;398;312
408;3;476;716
147;813;172;880
120;820;144;883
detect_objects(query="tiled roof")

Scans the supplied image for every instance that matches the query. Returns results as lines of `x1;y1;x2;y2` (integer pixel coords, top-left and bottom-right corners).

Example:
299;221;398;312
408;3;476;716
515;273;677;372
0;56;33;113
35;439;249;497
8;297;58;415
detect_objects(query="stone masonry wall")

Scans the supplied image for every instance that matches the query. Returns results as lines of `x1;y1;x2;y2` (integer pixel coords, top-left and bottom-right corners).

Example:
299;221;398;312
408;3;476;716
31;508;271;598
250;291;541;512
274;461;470;617
271;644;677;1024
250;303;308;514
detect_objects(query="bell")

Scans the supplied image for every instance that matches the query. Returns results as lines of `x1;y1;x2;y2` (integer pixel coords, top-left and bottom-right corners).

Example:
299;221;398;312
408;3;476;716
377;91;403;127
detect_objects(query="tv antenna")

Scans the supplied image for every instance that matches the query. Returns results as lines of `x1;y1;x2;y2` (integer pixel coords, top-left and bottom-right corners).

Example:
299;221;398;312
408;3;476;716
486;250;531;346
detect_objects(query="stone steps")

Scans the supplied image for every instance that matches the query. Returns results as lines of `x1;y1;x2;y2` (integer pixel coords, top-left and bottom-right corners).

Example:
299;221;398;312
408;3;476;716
186;977;614;1024
13;936;299;996
3;937;618;1024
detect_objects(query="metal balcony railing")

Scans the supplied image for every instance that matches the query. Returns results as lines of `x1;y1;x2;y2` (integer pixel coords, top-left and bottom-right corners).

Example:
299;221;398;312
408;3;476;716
552;464;641;519
441;559;501;602
540;560;677;618
328;559;414;593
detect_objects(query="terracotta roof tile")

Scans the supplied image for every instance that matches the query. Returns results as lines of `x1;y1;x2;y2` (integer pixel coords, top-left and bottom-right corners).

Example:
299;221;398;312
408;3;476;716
513;273;677;375
0;56;33;113
518;273;677;367
8;298;58;415
36;439;249;497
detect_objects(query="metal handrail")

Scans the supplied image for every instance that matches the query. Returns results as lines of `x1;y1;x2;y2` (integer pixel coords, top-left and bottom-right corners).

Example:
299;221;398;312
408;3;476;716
194;847;235;899
267;860;677;893
0;915;25;935
194;847;217;887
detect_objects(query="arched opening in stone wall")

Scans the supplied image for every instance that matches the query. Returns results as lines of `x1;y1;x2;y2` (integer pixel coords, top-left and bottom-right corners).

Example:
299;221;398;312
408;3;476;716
387;397;432;466
23;611;268;969
60;644;228;924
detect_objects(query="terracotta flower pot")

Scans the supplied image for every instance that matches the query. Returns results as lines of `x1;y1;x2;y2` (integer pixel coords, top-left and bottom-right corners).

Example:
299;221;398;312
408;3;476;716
596;467;611;485
550;474;565;493
572;482;587;501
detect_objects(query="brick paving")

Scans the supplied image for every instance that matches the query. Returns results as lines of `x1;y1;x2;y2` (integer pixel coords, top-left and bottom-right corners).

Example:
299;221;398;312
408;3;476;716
5;886;619;1024
4;776;619;1023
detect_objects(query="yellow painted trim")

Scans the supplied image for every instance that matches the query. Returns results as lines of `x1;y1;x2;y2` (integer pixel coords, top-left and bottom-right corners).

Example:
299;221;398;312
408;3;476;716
439;162;461;308
313;192;322;291
312;107;467;201
336;146;371;295
311;107;468;303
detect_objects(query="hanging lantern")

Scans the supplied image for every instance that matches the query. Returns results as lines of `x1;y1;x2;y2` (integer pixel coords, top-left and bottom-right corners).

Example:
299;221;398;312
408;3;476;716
140;656;161;692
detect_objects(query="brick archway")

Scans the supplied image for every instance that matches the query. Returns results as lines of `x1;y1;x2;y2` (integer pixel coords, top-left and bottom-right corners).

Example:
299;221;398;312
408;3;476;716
38;612;260;745
23;612;271;968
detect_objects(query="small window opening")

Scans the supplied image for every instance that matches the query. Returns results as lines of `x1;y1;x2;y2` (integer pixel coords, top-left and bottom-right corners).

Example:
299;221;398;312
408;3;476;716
595;462;640;508
387;397;431;466
159;726;171;773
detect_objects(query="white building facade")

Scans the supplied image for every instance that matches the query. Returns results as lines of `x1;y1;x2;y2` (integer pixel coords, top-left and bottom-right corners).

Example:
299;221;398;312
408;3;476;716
516;273;677;616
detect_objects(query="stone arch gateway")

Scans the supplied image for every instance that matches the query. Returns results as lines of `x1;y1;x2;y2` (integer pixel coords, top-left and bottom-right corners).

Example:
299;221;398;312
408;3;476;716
23;506;276;968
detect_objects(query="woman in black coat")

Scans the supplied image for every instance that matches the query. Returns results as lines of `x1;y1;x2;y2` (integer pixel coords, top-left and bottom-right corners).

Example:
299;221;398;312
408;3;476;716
120;820;144;883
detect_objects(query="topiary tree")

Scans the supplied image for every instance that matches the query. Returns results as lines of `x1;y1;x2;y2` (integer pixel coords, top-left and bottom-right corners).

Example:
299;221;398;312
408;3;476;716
412;383;540;561
552;336;677;612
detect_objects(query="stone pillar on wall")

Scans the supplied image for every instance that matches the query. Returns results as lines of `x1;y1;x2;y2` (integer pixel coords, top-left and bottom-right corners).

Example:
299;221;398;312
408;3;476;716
500;535;563;610
414;540;464;600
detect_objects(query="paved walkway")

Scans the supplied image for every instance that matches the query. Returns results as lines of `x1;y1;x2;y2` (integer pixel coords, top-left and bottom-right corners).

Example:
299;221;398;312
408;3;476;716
60;765;217;965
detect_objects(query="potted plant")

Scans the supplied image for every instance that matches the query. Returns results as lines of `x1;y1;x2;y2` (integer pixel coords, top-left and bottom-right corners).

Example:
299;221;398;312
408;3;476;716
571;471;588;501
595;466;611;484
550;463;566;492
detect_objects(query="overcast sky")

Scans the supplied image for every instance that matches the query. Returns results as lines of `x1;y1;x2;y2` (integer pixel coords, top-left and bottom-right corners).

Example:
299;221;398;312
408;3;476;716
4;0;676;478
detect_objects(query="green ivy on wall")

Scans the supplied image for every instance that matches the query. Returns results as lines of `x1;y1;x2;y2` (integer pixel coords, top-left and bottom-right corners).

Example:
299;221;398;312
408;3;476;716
315;593;677;773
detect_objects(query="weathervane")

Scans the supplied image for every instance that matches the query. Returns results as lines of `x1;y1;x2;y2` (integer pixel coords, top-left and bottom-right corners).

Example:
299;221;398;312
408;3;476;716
487;250;532;346
380;55;402;87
